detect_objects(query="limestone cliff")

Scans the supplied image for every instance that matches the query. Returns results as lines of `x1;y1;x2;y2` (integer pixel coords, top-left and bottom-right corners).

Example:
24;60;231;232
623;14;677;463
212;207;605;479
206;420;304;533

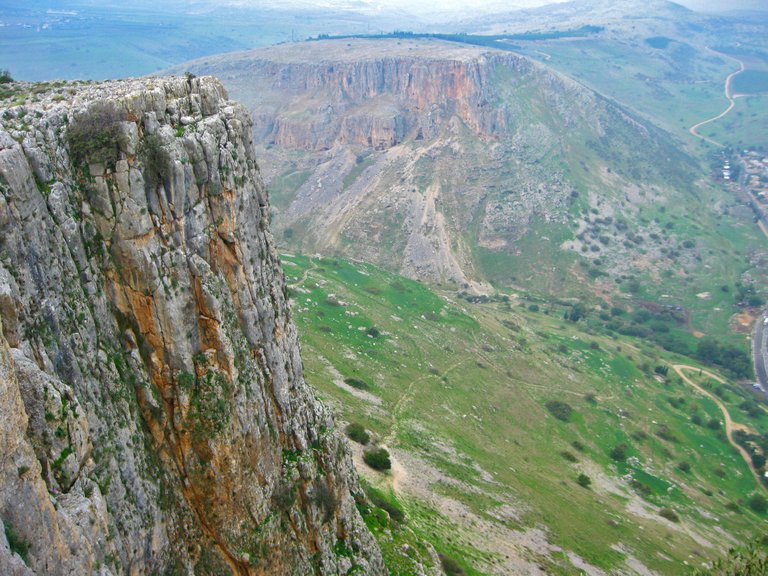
0;76;384;575
191;40;526;152
179;39;697;291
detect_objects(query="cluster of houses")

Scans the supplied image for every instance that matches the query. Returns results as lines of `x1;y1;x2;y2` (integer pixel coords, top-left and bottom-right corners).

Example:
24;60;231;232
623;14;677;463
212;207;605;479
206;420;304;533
741;150;768;204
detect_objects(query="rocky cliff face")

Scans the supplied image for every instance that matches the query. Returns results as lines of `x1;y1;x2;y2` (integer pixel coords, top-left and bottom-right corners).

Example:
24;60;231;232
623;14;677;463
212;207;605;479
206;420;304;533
197;40;527;152
0;76;384;575
180;39;697;291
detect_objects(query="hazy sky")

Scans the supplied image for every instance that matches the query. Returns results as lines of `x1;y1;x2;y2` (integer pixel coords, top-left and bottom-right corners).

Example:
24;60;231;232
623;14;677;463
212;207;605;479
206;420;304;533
246;0;766;13
152;0;766;14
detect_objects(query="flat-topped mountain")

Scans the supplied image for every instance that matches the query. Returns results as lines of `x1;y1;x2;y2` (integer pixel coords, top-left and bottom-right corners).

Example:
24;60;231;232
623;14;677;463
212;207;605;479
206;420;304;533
177;38;725;297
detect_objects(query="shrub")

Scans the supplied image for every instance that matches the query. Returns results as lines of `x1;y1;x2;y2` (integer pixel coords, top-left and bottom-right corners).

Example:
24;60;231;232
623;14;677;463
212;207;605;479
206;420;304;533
0;69;13;84
313;481;337;524
363;447;391;471
631;479;652;498
577;473;592;488
609;443;628;462
560;451;578;462
655;424;678;443
366;485;405;523
545;400;574;422
690;412;704;426
139;132;171;191
66;101;127;167
344;377;370;390
677;461;691;473
692;539;768;575
748;493;768;514
4;522;29;563
659;507;679;522
439;553;466;576
345;422;370;445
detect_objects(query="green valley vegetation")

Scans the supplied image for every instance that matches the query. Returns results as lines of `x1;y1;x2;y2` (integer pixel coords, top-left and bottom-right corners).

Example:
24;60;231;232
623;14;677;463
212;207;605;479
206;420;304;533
282;253;768;575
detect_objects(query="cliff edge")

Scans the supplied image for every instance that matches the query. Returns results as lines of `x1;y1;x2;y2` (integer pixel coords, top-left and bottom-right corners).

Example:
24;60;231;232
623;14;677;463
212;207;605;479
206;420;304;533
0;76;384;575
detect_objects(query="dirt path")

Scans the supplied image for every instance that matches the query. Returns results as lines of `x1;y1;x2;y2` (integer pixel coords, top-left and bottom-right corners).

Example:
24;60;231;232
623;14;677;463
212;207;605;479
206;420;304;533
671;364;765;491
288;255;316;289
383;357;467;447
689;49;745;148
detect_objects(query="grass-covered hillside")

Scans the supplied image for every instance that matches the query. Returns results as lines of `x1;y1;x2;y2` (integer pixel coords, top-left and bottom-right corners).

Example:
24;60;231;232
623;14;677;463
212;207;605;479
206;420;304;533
282;253;768;576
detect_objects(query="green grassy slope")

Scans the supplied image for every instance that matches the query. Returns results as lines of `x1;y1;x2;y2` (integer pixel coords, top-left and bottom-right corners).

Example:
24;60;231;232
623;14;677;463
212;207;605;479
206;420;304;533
283;254;768;575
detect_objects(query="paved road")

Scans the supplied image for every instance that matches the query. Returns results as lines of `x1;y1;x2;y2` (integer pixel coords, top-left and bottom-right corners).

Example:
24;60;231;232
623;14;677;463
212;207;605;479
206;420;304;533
753;312;768;392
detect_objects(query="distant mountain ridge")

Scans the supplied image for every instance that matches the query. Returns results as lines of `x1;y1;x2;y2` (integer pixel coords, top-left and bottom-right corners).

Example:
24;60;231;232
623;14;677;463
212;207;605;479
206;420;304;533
175;38;708;295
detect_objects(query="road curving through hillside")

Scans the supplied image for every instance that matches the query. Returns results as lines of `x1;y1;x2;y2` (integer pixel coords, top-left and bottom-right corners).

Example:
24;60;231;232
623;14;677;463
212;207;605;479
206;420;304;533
688;49;745;148
671;364;765;491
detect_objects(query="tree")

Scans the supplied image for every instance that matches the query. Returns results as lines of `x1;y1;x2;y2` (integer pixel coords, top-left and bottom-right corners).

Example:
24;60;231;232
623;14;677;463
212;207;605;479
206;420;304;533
609;443;628;462
693;539;768;575
363;447;391;471
576;473;592;488
659;507;679;522
0;69;13;84
748;493;767;514
565;303;587;322
545;400;574;422
345;422;370;445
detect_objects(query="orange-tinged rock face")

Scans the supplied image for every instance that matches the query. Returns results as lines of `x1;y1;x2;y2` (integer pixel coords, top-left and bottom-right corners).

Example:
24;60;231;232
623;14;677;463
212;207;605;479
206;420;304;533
0;76;384;576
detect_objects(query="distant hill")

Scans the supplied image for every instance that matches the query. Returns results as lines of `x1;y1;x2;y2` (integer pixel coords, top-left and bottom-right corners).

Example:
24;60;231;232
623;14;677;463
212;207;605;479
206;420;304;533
173;38;751;307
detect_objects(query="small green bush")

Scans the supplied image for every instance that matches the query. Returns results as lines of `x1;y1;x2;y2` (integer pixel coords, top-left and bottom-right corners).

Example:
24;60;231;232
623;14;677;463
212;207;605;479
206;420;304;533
365;484;405;523
609;443;628;462
344;377;370;390
139;132;171;191
366;326;381;338
545;400;573;422
66;101;127;167
692;539;768;575
577;473;592;488
345;422;370;445
363;447;391;471
748;493;768;514
659;507;679;522
4;522;29;563
560;451;578;462
439;553;466;575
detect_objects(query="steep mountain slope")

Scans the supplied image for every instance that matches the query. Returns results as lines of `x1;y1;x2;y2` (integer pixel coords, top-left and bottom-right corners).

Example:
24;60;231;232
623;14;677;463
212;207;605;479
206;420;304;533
0;77;383;575
283;254;768;575
177;38;736;301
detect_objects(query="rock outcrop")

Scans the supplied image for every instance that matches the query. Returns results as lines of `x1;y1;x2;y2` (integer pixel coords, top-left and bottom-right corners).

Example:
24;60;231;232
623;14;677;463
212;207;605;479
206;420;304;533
0;76;384;575
191;39;529;152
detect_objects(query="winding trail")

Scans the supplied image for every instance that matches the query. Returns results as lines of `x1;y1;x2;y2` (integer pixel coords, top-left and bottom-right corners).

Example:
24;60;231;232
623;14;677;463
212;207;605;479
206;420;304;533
287;255;316;289
671;364;765;491
689;49;745;147
383;357;468;448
